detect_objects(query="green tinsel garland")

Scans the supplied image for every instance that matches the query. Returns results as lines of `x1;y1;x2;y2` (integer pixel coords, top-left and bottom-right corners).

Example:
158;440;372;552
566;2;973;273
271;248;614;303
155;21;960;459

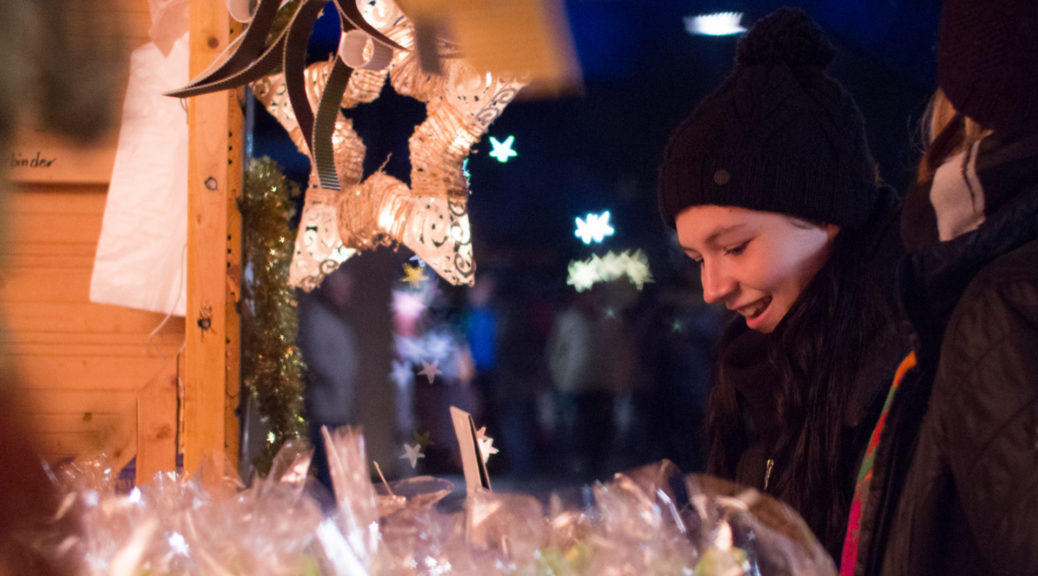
240;157;307;472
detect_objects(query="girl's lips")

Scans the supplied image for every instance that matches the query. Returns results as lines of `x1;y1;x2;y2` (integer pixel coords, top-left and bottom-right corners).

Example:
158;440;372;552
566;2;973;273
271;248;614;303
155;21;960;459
739;296;772;330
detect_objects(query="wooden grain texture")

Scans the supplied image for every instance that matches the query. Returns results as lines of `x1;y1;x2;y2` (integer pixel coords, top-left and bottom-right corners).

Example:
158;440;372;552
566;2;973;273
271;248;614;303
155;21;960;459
183;0;242;479
0;0;182;485
0;181;181;483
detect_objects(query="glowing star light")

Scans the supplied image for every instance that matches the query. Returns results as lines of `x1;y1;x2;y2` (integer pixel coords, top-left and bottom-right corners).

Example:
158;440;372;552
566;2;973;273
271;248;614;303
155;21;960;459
488;135;518;163
401;263;427;289
685;12;746;36
574;211;615;244
168;531;189;556
418;360;442;384
413;431;432;451
400;443;425;469
566;259;600;292
475;427;499;464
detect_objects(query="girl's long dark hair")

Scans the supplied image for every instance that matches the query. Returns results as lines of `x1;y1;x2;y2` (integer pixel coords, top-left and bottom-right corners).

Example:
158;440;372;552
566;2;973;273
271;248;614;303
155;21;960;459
705;217;898;554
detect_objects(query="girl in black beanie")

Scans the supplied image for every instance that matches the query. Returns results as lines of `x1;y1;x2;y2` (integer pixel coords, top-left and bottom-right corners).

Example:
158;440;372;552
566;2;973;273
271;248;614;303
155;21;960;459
657;8;907;562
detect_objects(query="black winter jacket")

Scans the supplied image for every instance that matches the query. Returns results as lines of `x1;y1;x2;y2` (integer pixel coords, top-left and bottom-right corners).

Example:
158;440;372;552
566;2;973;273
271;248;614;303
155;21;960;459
853;134;1038;575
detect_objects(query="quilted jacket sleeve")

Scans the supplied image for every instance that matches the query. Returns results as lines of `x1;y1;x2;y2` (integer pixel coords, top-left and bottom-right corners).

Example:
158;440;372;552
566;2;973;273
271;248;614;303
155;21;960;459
934;271;1038;573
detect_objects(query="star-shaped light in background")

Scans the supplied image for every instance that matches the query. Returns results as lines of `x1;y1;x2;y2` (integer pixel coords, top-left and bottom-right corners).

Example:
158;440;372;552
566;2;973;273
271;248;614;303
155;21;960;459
566;249;653;292
574;210;615;244
566;258;600;292
400;443;425;469
418;360;442;384
423;331;453;363
670;318;685;334
168;531;190;556
394;334;427;364
401;263;427;289
475;426;499;464
413;430;431;451
390;360;414;389
624;250;653;289
488;135;518;163
409;254;426;267
598;251;625;279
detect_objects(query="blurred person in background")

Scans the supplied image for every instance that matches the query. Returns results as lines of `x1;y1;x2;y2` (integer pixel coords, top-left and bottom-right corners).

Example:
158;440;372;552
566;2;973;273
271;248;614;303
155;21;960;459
547;283;632;481
297;267;359;497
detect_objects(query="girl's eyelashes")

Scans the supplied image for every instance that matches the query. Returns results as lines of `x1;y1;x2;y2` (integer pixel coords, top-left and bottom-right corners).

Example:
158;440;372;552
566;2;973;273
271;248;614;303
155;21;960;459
723;240;751;256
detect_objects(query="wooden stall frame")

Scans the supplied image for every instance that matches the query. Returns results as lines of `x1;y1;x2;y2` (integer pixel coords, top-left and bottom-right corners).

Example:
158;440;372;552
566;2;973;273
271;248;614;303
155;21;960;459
183;2;243;477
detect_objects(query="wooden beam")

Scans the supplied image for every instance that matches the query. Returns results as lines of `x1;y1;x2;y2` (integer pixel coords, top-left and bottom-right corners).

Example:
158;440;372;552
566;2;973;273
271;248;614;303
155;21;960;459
184;1;242;478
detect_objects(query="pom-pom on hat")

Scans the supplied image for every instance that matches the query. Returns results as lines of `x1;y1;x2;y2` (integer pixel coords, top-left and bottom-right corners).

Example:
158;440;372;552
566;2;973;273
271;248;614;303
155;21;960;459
937;0;1038;136
658;8;879;230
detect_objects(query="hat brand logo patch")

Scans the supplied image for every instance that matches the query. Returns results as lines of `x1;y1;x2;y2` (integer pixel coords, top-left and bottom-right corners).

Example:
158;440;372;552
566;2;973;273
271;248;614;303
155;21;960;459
714;169;731;185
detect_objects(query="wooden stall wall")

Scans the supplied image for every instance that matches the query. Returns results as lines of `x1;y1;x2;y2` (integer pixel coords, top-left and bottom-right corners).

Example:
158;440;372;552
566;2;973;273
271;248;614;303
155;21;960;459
0;1;181;486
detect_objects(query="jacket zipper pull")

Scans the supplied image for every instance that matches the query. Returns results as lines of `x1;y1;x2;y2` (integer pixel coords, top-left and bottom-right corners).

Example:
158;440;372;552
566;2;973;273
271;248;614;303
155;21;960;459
764;458;775;491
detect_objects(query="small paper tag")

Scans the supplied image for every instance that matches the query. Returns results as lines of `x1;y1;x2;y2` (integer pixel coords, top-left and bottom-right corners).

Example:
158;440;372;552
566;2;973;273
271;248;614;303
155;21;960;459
449;406;491;493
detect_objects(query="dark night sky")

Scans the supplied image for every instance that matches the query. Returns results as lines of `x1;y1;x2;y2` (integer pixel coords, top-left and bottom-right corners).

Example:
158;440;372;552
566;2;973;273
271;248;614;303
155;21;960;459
251;0;942;279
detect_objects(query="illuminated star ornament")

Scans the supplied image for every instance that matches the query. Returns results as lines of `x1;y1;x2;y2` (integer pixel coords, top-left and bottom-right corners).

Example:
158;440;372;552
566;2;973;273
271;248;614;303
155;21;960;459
401;263;427;289
566;258;599;292
418;360;442;384
475;426;499;464
574;210;615;244
168;532;189;556
489;135;518;163
400;442;425;469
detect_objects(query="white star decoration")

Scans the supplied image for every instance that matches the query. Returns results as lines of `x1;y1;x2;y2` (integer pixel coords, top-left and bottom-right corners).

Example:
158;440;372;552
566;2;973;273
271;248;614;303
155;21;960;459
488;135;518;163
574;210;615;244
418;360;442;384
400;443;425;469
168;531;189;556
475;426;499;464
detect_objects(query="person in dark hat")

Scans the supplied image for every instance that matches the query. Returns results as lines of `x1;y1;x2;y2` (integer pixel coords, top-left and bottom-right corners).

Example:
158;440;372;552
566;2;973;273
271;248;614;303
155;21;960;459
841;0;1038;574
657;7;908;562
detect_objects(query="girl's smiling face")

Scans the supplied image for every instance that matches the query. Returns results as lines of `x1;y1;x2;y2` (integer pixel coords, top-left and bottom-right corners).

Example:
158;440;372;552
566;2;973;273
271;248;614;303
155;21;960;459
675;205;839;333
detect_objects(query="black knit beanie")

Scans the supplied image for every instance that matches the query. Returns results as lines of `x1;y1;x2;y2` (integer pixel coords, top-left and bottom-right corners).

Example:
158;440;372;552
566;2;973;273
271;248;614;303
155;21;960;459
658;8;878;230
938;0;1038;136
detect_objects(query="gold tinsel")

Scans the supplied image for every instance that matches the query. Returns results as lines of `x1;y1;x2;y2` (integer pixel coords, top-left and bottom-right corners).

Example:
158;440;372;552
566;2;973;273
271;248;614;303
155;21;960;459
240;157;308;473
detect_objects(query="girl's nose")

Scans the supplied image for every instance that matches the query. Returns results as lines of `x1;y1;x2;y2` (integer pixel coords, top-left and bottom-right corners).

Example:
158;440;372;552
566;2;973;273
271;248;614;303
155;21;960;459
700;259;736;304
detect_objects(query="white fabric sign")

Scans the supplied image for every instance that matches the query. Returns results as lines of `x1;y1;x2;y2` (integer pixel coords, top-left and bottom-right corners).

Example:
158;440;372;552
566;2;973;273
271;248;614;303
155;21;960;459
90;33;189;316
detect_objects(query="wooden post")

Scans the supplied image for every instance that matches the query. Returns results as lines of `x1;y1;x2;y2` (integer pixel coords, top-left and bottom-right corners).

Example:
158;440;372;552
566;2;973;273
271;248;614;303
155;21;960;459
184;2;242;477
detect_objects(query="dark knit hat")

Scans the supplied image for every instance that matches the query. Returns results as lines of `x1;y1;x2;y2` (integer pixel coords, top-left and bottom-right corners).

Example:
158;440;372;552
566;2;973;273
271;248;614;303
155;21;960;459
938;0;1038;136
658;8;878;230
